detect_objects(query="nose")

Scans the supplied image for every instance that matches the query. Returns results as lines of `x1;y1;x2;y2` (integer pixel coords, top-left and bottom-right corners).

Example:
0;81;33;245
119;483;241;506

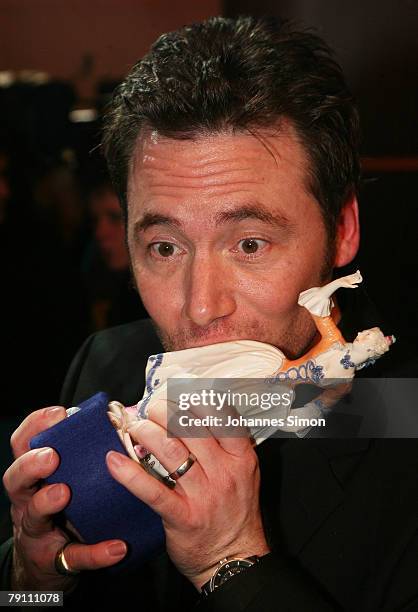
182;256;236;327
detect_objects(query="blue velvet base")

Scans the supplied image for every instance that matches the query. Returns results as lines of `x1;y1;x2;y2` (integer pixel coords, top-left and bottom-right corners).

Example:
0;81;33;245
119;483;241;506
30;392;165;574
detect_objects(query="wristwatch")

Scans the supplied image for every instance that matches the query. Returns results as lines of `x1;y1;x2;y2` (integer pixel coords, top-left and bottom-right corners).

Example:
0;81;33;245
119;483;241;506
201;556;260;595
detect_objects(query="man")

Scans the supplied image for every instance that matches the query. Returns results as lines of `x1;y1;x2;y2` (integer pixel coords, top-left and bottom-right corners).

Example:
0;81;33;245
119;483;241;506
1;16;417;611
83;175;149;330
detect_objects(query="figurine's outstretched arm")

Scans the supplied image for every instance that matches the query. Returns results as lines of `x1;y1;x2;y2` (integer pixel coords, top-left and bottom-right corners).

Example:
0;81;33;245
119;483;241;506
298;270;362;317
279;271;362;371
298;270;363;345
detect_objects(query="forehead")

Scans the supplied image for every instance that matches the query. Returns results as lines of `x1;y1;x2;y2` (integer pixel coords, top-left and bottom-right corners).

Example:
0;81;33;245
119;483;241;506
126;124;317;226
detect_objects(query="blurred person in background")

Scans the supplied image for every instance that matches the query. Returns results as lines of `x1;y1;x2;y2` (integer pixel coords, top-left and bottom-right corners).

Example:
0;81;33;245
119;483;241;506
83;173;148;331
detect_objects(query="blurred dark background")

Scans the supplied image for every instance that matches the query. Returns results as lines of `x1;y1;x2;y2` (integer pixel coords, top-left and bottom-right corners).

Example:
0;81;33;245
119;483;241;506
0;0;417;483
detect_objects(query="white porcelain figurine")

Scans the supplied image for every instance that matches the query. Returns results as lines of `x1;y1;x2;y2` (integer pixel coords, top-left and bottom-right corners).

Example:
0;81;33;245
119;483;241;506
107;270;395;458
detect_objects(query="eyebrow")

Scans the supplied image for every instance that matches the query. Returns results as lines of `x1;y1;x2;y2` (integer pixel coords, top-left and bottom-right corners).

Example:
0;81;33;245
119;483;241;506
133;202;293;236
214;204;292;229
134;212;182;234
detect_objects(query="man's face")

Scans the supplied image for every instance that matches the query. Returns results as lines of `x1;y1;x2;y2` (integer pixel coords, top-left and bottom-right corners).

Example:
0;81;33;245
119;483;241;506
90;188;130;271
127;124;332;357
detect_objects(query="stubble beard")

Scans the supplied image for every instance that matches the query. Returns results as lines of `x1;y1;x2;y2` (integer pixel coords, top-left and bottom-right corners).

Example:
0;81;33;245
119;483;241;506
150;305;319;359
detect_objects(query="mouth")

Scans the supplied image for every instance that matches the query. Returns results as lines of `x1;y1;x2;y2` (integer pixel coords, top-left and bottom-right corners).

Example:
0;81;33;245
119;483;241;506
182;335;248;349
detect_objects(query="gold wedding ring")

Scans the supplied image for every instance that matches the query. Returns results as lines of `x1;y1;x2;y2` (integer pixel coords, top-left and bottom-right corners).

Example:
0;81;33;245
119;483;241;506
54;542;80;577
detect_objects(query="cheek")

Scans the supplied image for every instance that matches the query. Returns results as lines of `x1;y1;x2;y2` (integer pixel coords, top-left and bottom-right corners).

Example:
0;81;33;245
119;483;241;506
235;249;323;321
133;266;183;326
235;270;296;319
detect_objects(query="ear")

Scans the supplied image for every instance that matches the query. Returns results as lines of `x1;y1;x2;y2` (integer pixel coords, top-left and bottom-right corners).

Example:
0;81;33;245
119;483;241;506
333;194;360;267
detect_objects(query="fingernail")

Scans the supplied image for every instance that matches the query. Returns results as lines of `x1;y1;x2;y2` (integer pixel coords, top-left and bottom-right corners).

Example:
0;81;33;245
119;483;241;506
47;484;62;501
37;448;54;463
107;451;126;468
134;444;149;459
108;542;127;557
45;406;63;415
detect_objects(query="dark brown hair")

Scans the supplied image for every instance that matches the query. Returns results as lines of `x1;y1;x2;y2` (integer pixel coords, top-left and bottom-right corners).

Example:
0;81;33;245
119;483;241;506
102;15;360;238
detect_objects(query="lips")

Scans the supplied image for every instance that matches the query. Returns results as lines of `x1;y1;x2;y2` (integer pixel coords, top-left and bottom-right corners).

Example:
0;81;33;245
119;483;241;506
184;336;242;348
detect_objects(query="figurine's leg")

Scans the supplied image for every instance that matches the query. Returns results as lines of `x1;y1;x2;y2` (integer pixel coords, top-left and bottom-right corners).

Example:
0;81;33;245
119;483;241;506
312;314;345;345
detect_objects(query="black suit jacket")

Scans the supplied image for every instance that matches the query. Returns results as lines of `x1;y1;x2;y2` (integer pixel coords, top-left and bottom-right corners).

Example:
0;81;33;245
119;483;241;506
1;290;418;611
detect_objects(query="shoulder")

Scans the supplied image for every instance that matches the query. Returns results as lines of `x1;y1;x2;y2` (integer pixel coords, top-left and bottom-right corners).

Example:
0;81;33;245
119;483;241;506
60;318;164;407
87;318;162;355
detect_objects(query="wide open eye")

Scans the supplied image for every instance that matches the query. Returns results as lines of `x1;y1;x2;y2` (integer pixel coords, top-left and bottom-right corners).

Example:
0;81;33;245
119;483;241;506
236;238;268;256
149;242;182;259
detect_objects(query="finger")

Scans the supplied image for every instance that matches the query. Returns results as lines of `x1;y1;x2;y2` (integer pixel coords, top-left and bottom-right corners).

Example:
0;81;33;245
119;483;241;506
3;447;61;507
126;420;204;489
106;450;185;523
149;393;252;455
10;406;67;459
20;484;71;538
213;433;254;456
52;540;128;573
178;400;253;457
186;393;259;456
148;399;222;465
185;400;253;455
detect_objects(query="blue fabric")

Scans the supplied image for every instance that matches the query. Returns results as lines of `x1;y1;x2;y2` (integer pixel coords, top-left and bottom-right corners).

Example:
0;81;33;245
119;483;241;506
30;392;165;574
